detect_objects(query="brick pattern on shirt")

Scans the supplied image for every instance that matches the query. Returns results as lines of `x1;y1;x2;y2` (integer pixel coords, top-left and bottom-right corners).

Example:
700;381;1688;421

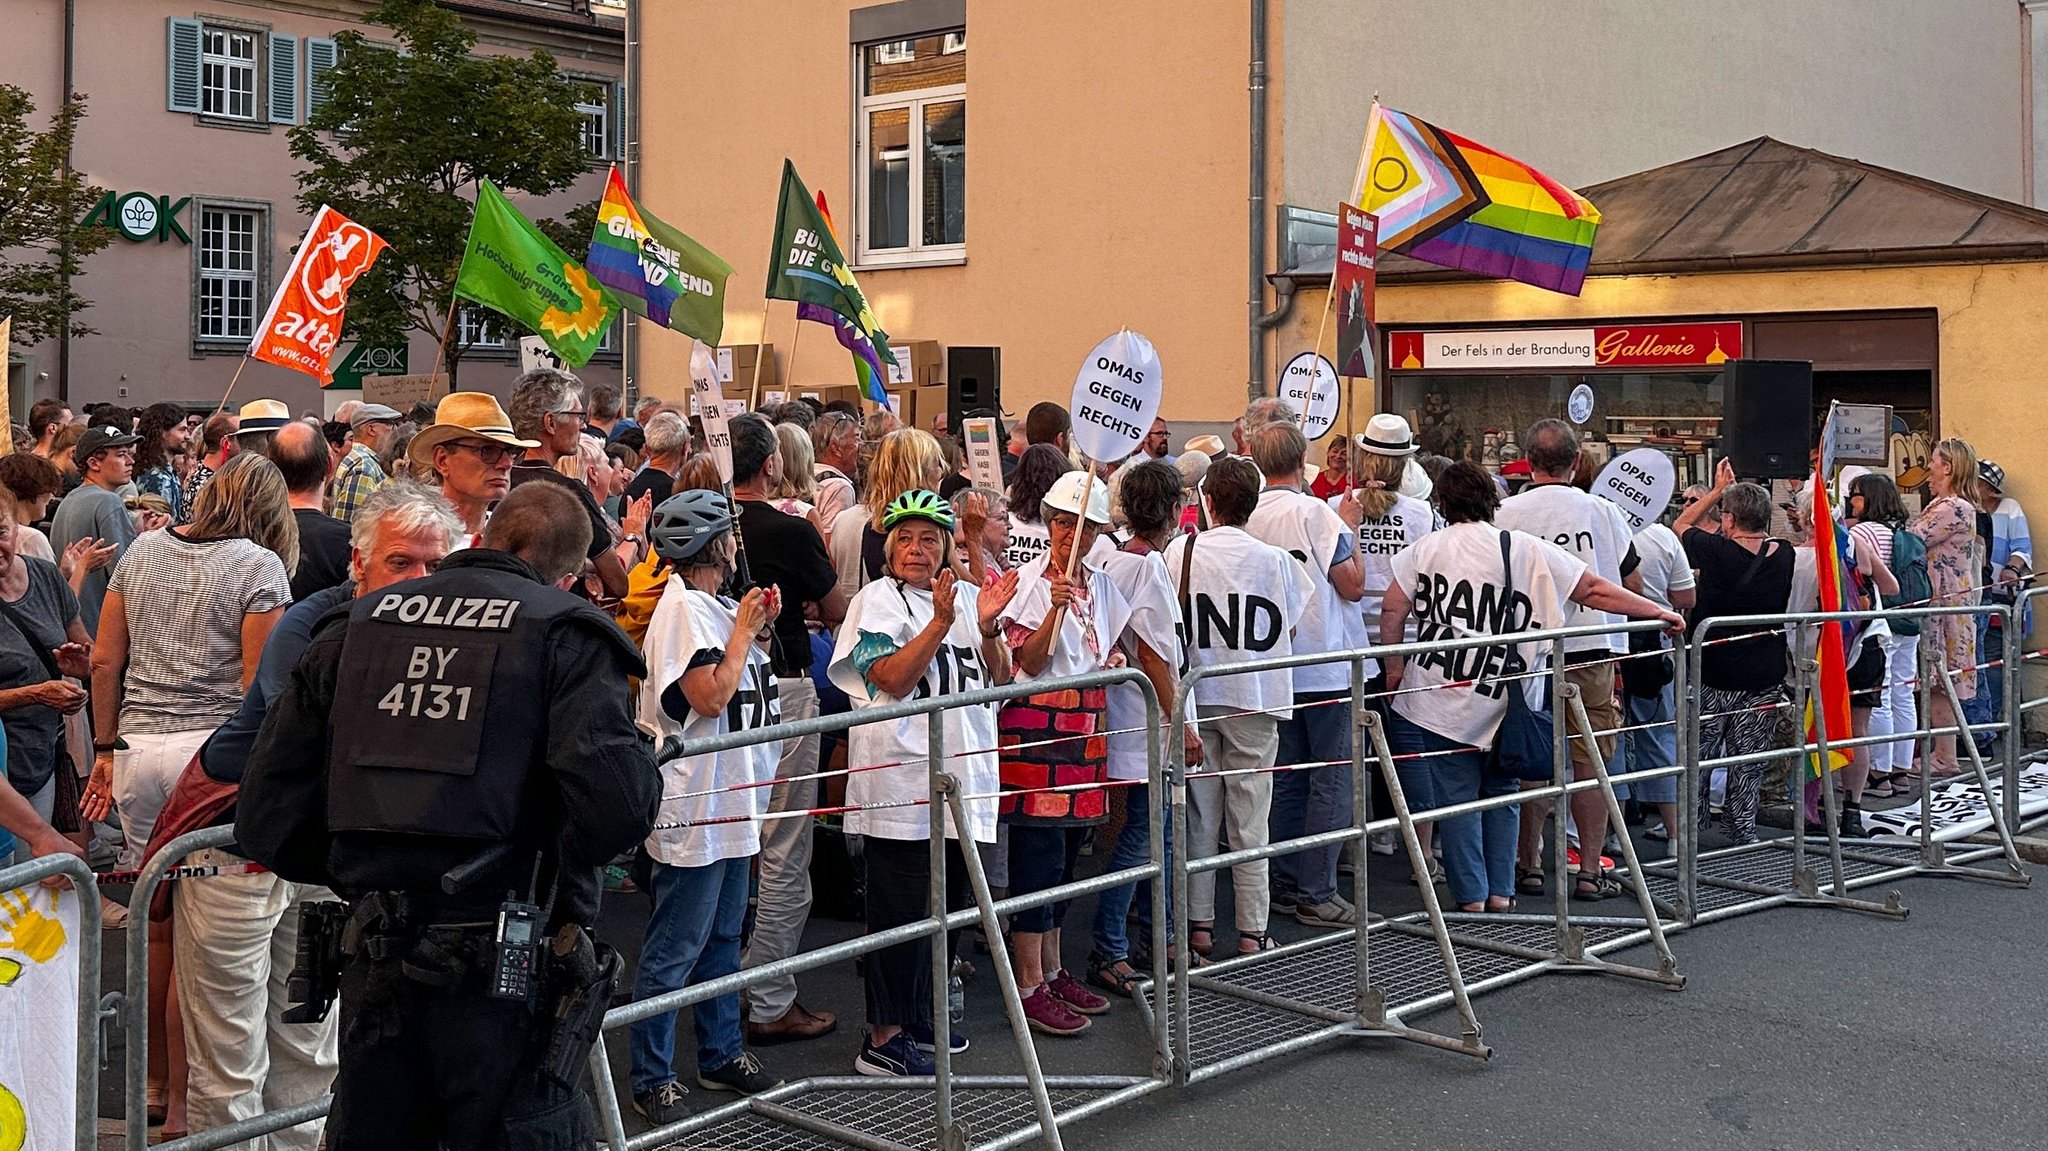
998;685;1110;825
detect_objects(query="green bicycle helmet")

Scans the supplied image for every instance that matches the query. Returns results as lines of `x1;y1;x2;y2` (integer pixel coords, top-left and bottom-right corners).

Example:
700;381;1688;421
649;489;734;563
882;489;955;531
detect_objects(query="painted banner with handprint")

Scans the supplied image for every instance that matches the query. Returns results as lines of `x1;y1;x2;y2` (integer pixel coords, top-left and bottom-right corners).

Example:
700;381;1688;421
0;884;78;1151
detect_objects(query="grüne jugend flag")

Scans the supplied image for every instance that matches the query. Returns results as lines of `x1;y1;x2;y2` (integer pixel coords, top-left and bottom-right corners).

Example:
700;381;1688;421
452;179;617;368
765;159;895;401
585;167;733;345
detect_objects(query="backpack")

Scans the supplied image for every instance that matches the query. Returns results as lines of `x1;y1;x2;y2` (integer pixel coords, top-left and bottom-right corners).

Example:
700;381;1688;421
1886;525;1931;636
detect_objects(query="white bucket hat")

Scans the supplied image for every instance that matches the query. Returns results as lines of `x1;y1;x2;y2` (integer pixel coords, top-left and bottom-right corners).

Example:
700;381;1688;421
1355;412;1419;457
1043;470;1113;525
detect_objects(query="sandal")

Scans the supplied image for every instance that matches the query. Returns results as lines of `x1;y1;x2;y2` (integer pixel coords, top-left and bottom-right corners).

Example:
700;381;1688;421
1238;931;1277;955
1864;777;1896;799
1087;953;1145;998
1516;867;1546;896
1483;898;1517;913
1572;871;1624;901
1188;924;1215;957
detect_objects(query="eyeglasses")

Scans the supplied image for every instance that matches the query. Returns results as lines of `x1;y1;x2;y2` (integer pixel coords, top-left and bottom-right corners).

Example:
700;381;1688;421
449;440;517;465
554;410;588;426
1683;497;1702;506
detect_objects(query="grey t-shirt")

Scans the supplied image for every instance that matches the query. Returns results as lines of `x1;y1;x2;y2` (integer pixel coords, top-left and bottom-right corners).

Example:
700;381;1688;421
110;530;292;734
0;558;82;793
49;483;137;638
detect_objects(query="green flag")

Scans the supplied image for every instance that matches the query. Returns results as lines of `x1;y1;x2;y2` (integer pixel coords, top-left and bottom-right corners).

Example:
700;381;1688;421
764;159;896;367
452;179;618;368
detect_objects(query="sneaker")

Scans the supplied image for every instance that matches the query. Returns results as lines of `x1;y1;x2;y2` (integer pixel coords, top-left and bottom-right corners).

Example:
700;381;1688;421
1270;893;1300;917
1644;822;1670;842
1407;858;1446;886
1046;969;1111;1015
906;1022;970;1054
602;863;637;893
1296;895;1358;928
697;1051;782;1095
855;1031;936;1077
1021;983;1090;1035
632;1081;692;1125
1367;828;1399;856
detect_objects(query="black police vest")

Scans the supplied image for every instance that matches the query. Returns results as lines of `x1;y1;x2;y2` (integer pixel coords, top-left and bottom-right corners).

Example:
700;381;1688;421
327;562;586;842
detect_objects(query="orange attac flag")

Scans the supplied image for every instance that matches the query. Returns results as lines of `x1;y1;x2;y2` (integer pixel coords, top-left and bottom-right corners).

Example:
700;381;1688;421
1805;470;1855;775
249;205;389;384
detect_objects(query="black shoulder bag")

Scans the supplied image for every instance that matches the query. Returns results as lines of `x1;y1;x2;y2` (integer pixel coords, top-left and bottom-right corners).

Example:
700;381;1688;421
1487;531;1559;782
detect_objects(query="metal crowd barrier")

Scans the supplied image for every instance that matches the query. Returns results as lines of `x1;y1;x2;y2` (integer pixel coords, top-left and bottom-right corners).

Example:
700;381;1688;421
63;593;2048;1151
0;852;102;1151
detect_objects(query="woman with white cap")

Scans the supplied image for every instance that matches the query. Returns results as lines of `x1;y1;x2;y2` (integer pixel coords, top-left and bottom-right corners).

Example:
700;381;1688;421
993;470;1136;1036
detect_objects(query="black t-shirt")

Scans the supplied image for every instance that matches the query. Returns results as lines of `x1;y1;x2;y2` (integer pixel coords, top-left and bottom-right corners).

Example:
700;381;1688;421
1683;527;1795;691
508;462;613;560
938;472;971;499
291;508;353;602
736;499;838;677
624;465;674;509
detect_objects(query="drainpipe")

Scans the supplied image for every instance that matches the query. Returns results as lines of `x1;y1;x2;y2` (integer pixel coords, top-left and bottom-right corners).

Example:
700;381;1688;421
58;0;76;404
622;0;640;402
1247;0;1268;399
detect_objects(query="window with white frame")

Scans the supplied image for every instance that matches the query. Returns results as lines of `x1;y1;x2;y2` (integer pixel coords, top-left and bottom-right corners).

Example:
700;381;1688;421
196;206;260;341
201;26;258;120
575;82;612;159
856;30;965;265
458;307;511;352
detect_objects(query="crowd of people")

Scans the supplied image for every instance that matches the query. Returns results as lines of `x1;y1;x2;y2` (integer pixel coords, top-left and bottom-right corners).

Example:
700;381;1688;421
0;375;2030;1141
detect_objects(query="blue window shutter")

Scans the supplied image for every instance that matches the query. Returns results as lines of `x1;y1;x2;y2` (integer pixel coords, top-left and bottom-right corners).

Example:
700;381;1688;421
167;18;203;114
306;37;338;118
268;34;300;124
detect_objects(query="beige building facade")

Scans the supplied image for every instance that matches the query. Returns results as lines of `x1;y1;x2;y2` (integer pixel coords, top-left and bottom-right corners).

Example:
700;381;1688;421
4;0;625;420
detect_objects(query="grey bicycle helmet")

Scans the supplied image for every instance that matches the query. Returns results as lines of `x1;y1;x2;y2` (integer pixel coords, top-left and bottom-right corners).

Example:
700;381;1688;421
649;488;735;563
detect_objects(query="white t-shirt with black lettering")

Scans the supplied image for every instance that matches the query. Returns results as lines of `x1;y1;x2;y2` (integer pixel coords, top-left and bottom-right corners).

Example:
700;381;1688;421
828;578;1000;843
639;580;782;868
1101;547;1183;782
1161;526;1313;717
1246;487;1367;691
1388;523;1586;747
1330;491;1439;642
1495;482;1633;653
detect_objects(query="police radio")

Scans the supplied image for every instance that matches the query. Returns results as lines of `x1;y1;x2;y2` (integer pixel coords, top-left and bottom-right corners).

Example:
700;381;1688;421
490;897;543;1002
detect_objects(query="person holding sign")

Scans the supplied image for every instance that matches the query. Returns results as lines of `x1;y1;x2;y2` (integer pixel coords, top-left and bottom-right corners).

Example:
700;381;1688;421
993;471;1134;1036
827;491;1019;1076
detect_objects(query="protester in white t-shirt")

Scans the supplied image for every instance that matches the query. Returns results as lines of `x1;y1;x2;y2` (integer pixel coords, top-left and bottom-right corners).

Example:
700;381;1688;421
827;428;947;600
1088;460;1205;989
1164;455;1312;956
1001;444;1072;572
1380;462;1684;912
1242;418;1369;928
828;489;1018;1078
1619;520;1697;846
1493;419;1641;899
631;488;785;1120
995;470;1135;1037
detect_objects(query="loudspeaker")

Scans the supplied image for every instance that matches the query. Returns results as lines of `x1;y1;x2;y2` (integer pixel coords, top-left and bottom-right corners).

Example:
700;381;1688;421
1720;359;1813;479
947;346;1001;433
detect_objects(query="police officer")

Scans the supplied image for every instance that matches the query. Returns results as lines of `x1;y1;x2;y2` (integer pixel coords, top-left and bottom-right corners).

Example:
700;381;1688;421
237;480;660;1150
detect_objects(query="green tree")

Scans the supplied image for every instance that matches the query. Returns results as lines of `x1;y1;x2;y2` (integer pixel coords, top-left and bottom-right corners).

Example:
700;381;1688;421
289;0;596;381
0;86;113;343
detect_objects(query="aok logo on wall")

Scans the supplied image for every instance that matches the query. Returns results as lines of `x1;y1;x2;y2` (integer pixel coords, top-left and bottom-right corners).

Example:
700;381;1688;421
80;191;192;243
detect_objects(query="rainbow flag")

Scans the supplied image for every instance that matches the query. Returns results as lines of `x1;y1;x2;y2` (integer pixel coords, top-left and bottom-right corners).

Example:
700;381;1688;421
1806;472;1855;776
796;190;889;404
1355;104;1601;296
585;167;732;344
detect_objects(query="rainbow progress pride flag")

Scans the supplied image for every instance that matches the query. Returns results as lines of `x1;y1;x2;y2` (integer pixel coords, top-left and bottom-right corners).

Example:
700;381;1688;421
1805;473;1855;776
1356;105;1601;296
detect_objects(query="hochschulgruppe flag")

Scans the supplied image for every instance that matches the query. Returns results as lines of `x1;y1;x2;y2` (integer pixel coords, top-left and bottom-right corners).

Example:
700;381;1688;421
250;205;389;384
585;167;733;345
1354;102;1601;296
765;159;896;400
452;180;618;368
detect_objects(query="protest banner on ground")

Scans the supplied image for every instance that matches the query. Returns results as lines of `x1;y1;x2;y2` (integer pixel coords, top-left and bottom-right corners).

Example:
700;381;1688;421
1593;448;1676;532
1280;352;1340;441
1865;761;2048;841
250;205;388;384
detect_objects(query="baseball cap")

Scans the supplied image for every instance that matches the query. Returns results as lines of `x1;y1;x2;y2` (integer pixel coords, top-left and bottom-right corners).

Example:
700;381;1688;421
74;426;140;460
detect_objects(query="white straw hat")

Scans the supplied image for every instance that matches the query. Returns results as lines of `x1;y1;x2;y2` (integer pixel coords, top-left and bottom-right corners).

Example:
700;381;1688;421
1355;412;1419;457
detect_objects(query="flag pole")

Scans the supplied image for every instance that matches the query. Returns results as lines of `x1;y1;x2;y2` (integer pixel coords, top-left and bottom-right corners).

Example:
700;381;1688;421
1045;457;1099;634
747;299;773;410
214;356;252;416
428;301;460;382
784;307;804;406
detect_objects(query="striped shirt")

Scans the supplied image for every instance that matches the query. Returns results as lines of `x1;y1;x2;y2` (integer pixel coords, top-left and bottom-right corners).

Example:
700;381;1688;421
328;443;387;523
110;529;291;734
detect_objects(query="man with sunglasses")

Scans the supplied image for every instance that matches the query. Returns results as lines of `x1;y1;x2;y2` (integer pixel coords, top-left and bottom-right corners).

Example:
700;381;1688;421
409;392;535;548
810;410;863;530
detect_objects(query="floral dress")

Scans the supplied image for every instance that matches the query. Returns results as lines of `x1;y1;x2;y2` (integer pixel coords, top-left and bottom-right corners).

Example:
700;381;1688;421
1909;493;1979;699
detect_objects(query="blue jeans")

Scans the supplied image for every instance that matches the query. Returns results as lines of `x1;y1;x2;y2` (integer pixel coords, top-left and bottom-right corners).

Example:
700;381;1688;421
1271;691;1354;906
1385;709;1519;907
629;855;750;1094
1622;681;1679;805
1964;616;2002;751
1091;782;1169;962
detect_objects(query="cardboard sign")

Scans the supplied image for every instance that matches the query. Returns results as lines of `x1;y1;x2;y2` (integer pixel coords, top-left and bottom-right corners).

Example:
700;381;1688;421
249;205;388;384
763;390;787;407
361;373;450;412
886;346;914;385
1827;402;1891;467
1069;329;1163;464
1334;206;1378;378
1280;352;1340;441
519;335;564;374
1593;448;1677;532
962;416;1004;492
690;340;733;483
716;346;735;383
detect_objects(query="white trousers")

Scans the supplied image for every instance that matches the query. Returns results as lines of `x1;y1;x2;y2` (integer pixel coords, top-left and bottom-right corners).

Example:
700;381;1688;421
1867;634;1921;773
173;847;338;1151
1187;709;1279;934
113;728;211;870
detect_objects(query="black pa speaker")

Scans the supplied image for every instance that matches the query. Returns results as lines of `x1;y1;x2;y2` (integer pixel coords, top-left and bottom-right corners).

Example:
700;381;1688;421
947;346;1001;433
1720;359;1813;479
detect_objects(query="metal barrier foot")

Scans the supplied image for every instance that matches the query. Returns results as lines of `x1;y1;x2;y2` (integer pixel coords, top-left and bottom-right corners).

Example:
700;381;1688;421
1562;686;1686;988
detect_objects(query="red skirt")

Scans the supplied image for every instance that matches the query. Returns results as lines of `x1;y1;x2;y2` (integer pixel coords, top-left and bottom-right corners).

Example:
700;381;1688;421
997;684;1109;825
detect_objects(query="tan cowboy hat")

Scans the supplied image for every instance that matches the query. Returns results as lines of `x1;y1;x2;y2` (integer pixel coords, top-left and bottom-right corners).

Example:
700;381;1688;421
1183;433;1228;458
407;391;538;470
230;398;293;436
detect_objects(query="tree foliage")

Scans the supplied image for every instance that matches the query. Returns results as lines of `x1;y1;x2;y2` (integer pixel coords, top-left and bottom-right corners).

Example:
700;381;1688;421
0;86;113;343
289;0;596;377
